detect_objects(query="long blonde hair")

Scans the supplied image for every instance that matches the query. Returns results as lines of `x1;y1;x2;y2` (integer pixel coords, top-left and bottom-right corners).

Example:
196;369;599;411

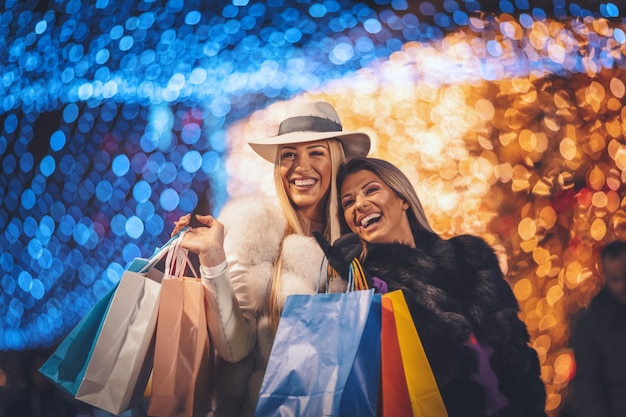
268;139;345;329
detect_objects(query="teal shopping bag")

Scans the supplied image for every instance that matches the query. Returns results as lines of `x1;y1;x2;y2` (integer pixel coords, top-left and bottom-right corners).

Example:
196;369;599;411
39;228;186;399
39;284;117;395
38;256;154;395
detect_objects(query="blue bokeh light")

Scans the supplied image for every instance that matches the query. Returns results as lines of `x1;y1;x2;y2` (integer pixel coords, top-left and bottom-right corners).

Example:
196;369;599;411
0;0;623;354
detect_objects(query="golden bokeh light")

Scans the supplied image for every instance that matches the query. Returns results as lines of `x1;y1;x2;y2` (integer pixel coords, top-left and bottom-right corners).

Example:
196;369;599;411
226;14;626;417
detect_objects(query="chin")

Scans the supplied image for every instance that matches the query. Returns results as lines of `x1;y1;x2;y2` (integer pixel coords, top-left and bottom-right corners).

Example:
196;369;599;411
362;232;384;244
293;199;319;210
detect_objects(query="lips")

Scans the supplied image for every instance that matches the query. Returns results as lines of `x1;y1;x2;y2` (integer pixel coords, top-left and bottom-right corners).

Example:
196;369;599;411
293;178;316;187
358;212;381;228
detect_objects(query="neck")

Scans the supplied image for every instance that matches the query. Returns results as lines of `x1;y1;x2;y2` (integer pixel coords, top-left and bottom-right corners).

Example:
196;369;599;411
404;236;416;248
401;216;416;248
296;211;325;236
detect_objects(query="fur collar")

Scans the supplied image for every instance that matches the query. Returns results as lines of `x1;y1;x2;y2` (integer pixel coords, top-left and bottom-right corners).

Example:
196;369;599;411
219;196;326;312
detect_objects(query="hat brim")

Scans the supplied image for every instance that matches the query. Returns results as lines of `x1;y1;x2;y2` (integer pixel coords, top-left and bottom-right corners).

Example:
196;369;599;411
248;130;371;163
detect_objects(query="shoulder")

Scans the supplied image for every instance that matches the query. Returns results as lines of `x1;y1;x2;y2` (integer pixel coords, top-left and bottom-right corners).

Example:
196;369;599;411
435;234;505;283
363;239;444;289
583;289;620;321
442;235;519;311
366;241;435;271
218;195;286;261
218;196;286;235
445;234;498;265
218;195;284;229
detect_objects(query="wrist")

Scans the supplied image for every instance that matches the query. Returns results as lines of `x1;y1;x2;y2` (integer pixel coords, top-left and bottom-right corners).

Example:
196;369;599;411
200;261;228;279
198;245;227;268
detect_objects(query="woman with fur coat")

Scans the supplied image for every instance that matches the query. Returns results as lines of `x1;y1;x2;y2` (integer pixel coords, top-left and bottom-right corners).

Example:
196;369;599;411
171;101;370;416
327;157;547;417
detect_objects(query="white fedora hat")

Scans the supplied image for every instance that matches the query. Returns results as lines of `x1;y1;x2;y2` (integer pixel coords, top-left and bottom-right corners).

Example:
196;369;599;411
248;101;371;163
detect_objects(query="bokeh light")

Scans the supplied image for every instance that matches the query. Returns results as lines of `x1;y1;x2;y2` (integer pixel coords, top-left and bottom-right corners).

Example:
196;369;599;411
224;10;626;416
1;0;625;415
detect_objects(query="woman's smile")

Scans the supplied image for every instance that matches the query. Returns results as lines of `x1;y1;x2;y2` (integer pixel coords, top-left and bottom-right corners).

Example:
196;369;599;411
341;169;414;246
279;140;332;220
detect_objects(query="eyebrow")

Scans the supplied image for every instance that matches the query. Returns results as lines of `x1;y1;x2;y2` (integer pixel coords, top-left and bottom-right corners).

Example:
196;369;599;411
281;144;329;150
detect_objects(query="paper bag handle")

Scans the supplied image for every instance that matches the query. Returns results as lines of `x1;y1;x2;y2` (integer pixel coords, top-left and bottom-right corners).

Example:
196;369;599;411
163;230;199;280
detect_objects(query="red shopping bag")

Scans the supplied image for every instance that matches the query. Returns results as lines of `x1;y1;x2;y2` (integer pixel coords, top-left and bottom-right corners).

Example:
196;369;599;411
381;290;448;417
381;295;414;417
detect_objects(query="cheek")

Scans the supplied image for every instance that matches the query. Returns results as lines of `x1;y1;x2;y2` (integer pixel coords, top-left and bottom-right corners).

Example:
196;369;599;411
279;166;290;188
319;159;332;177
318;162;333;192
343;209;355;227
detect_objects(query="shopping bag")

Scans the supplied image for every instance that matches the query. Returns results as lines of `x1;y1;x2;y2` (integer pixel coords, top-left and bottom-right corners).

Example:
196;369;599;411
380;294;413;417
38;285;117;395
73;264;162;414
338;293;382;417
39;230;187;414
253;288;375;417
383;290;448;417
148;236;213;417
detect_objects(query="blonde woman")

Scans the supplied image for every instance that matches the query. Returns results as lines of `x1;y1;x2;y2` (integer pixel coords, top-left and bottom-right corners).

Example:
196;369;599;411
172;101;370;417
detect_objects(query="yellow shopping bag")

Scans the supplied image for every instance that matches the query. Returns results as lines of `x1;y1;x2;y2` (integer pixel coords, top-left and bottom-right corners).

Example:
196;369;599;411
383;290;448;417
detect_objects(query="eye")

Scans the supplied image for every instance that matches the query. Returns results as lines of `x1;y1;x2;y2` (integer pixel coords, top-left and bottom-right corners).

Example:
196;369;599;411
309;150;327;157
364;184;380;195
341;198;354;209
280;151;296;160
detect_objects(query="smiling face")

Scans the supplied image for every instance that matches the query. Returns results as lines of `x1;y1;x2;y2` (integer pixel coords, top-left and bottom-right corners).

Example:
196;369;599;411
279;140;333;220
340;169;415;247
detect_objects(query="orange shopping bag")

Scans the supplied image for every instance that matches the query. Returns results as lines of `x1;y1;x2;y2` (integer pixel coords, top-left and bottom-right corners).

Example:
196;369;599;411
148;233;213;417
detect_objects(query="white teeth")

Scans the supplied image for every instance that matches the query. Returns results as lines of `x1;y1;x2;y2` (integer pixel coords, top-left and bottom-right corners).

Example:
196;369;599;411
294;179;315;186
360;213;381;227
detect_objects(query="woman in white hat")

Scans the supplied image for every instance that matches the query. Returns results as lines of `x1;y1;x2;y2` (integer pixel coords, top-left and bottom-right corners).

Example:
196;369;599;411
171;101;370;416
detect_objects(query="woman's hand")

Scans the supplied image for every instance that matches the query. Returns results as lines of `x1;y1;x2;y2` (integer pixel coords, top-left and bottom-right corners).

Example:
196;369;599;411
171;213;192;237
173;214;227;268
313;231;363;281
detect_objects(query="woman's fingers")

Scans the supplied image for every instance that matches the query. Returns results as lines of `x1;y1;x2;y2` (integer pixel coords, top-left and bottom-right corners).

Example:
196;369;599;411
171;214;223;239
171;214;191;237
194;214;215;226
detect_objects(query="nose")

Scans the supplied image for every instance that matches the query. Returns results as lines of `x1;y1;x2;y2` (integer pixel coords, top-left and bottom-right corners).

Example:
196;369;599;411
355;194;369;210
293;153;311;172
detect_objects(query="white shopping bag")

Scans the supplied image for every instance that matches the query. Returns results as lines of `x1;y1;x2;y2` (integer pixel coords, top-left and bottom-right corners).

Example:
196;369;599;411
74;230;187;414
74;266;162;414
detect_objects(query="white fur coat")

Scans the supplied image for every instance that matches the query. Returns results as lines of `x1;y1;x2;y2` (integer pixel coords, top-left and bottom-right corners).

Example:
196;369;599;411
208;196;329;417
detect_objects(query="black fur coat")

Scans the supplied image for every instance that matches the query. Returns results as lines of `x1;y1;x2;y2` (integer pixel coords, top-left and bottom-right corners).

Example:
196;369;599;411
361;229;547;417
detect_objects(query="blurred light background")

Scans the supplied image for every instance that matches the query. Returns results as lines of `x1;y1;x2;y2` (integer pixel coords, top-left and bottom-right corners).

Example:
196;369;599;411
1;0;625;415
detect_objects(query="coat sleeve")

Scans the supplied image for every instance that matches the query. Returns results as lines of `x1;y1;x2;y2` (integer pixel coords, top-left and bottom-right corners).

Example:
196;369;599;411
201;263;256;362
200;196;287;363
571;311;612;417
448;235;548;417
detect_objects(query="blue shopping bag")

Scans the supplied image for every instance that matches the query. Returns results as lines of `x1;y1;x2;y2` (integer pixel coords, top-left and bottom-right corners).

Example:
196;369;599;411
254;289;376;417
39;285;117;395
339;293;382;417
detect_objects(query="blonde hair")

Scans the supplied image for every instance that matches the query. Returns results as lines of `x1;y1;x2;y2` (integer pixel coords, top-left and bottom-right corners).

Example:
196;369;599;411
268;139;346;329
337;157;434;235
